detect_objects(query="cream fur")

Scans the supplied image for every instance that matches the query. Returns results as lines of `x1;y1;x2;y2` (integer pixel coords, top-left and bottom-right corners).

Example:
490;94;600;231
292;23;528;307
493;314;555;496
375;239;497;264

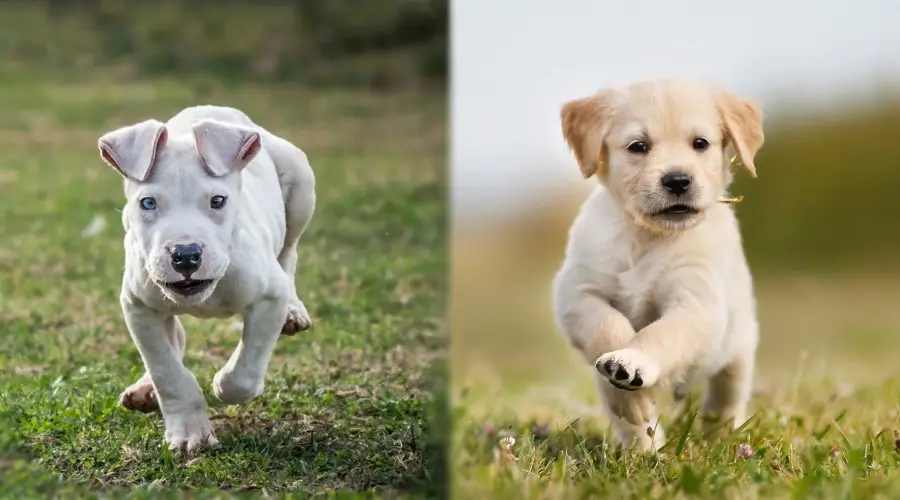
552;79;763;451
98;105;316;455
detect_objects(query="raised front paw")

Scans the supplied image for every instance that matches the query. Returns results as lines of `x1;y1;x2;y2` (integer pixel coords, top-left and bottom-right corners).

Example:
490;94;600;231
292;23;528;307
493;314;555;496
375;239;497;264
596;348;660;391
281;300;311;335
120;376;159;413
163;409;219;456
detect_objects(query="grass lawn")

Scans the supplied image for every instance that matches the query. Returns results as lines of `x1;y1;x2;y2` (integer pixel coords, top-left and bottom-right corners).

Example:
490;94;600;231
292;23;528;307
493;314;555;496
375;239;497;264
452;228;900;499
0;76;447;498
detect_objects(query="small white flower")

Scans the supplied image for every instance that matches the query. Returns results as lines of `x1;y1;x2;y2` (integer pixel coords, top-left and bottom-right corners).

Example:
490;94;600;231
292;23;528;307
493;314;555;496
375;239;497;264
80;215;107;238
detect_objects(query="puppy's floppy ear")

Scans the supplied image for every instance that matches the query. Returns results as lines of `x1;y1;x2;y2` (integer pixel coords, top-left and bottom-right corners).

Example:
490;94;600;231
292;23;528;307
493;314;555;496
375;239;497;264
192;119;262;177
98;119;168;182
718;91;764;178
561;90;614;179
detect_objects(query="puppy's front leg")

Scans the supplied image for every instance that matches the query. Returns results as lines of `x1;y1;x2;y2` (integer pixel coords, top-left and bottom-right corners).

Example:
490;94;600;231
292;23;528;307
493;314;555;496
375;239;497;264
554;278;664;450
554;280;636;363
596;375;666;451
121;316;187;413
121;296;218;454
596;274;725;391
213;277;288;404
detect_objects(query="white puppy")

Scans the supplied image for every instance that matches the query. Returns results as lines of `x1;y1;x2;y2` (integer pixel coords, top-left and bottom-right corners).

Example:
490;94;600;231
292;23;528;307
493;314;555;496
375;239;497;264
552;79;764;451
97;105;316;455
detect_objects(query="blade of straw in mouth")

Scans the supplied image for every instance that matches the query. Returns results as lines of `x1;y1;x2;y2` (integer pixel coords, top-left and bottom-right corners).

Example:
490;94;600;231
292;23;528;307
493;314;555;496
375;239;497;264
719;195;744;205
719;155;746;204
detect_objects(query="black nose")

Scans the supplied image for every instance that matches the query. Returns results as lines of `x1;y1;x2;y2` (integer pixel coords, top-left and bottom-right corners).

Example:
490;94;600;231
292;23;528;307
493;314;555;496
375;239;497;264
661;172;692;196
171;243;202;275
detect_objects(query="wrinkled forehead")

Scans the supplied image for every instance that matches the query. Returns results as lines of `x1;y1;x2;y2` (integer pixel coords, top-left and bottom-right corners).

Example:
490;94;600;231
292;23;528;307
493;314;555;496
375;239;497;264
126;137;232;195
608;82;724;142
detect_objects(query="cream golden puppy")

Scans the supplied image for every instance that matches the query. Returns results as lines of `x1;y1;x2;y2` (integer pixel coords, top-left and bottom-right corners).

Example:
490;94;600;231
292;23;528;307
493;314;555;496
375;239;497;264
552;79;764;451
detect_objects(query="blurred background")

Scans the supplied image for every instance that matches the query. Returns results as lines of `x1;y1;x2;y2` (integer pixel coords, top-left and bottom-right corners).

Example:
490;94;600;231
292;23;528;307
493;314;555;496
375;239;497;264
452;0;900;425
3;0;446;88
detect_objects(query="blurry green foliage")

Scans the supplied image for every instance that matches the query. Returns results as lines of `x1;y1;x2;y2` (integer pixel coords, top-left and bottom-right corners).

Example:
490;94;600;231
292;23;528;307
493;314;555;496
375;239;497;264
0;0;447;88
735;99;900;273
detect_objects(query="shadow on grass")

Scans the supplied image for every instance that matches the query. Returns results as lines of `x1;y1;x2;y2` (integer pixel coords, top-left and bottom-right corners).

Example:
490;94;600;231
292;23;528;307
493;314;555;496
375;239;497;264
0;340;449;497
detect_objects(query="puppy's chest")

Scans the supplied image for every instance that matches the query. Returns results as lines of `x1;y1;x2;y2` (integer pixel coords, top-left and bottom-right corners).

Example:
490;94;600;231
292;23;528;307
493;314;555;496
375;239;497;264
139;279;255;319
141;291;240;319
183;294;243;319
608;251;667;329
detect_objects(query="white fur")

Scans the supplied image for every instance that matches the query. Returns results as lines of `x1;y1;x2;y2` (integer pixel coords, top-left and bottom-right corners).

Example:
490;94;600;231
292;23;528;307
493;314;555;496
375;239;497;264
552;79;763;451
99;105;316;455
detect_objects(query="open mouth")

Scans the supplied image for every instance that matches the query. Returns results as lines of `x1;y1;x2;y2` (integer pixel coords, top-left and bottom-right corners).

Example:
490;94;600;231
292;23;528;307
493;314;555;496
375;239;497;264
163;279;214;297
656;204;699;216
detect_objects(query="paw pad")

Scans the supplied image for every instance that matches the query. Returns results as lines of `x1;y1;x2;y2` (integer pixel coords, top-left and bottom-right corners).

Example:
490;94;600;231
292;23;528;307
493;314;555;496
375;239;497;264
121;384;159;413
596;350;655;391
281;306;311;336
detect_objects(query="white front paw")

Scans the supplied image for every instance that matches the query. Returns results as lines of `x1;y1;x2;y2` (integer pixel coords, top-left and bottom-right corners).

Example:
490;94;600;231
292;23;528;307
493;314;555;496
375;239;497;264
163;409;219;456
213;368;263;404
596;348;661;391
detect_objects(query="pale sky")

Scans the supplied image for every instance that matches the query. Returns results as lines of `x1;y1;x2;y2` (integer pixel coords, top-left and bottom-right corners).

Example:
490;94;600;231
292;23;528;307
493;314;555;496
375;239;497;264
451;0;900;222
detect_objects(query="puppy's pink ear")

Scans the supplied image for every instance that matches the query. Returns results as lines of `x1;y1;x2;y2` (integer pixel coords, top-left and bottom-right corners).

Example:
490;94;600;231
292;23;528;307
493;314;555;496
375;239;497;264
560;91;614;179
192;119;262;177
718;91;764;178
98;119;168;182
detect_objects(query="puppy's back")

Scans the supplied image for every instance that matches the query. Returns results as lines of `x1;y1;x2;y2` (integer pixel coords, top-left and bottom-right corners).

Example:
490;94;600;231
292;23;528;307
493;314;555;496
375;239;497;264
166;105;257;135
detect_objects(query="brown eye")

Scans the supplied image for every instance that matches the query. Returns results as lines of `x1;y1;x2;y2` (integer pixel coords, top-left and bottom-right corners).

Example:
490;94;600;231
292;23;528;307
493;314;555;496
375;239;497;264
210;195;227;210
627;141;650;154
692;138;710;151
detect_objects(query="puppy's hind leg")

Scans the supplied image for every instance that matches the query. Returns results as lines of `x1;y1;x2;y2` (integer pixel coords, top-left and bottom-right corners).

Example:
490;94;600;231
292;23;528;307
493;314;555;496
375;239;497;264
277;191;314;335
701;349;755;434
266;133;316;335
120;316;186;413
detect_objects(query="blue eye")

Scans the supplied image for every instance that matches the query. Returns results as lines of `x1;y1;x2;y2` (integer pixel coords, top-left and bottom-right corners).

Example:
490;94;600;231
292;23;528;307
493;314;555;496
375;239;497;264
139;197;157;211
210;195;227;210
